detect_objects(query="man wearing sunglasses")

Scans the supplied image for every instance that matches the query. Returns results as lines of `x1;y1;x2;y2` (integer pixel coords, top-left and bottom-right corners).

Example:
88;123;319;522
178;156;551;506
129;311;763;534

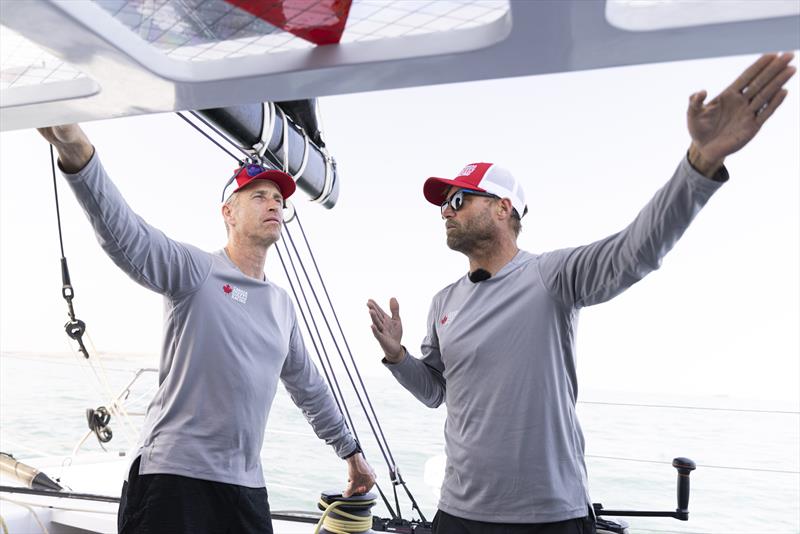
36;124;376;534
368;53;795;533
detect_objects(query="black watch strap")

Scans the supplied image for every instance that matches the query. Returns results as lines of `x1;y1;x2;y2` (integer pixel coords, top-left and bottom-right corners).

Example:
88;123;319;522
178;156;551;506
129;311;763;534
344;442;362;459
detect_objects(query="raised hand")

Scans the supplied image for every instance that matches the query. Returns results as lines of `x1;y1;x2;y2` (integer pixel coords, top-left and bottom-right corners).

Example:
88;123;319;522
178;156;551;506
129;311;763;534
36;124;94;173
367;298;404;363
343;453;376;497
687;52;795;176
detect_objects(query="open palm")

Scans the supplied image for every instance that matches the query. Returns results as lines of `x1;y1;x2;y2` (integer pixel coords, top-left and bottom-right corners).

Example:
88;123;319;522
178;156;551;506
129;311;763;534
367;298;404;362
688;53;795;166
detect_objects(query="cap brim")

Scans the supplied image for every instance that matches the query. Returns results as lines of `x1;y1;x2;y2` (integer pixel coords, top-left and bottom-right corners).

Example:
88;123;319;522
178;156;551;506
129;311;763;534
423;177;487;206
235;169;297;199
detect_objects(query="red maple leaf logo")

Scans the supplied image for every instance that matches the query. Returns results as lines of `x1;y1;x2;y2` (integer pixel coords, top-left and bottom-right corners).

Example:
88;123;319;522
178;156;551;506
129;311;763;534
223;284;233;294
440;314;448;325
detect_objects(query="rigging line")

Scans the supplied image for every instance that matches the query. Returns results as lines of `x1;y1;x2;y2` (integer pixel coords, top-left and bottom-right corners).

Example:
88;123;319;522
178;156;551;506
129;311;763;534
275;237;400;519
187;110;255;161
284;220;425;521
0;497;49;534
182;107;401;517
277;234;365;454
174;112;243;162
81;334;139;446
0;354;155;374
288;215;427;521
580;400;799;415
275;244;348;425
49;146;130;442
63;332;138;449
50;145;66;258
282;224;396;473
276;234;373;466
587;455;800;474
278;229;372;449
275;241;398;520
292;212;399;469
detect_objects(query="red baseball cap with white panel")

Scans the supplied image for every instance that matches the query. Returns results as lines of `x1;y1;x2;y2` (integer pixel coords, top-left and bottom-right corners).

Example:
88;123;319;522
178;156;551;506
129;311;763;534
423;162;527;217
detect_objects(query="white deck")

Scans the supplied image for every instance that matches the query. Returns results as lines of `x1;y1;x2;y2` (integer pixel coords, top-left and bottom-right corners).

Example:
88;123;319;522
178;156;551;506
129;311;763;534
0;453;319;533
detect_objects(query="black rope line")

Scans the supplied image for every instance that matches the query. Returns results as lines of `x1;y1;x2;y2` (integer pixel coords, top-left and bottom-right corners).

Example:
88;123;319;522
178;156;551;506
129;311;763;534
294;212;399;468
187;110;254;160
278;235;360;444
275;243;348;426
50;145;66;258
49;145;89;359
176;110;415;519
175;112;243;161
276;235;399;520
283;224;394;470
285;218;427;521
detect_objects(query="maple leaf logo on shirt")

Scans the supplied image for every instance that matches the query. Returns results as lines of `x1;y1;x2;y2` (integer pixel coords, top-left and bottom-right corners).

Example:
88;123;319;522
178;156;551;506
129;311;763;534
223;284;233;294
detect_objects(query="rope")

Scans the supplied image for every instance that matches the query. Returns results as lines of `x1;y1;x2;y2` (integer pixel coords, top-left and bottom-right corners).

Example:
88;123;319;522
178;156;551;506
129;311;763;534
86;406;113;443
0;496;49;533
282;226;383;465
175;112;244;161
275;243;352;433
48;145;140;452
276;235;398;519
291;213;427;521
171;109;426;519
0;495;115;516
580;400;799;415
587;454;800;474
314;497;376;534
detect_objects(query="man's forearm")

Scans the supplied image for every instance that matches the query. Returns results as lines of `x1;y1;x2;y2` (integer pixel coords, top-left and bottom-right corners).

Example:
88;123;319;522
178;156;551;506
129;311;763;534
56;141;94;174
688;142;724;179
39;124;94;173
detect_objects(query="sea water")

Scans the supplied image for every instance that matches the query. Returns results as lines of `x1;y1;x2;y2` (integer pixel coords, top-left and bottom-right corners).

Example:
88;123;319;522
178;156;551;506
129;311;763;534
1;353;797;534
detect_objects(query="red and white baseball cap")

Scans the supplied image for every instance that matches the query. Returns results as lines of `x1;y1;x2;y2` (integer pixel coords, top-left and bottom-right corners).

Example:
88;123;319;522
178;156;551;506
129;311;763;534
423;162;528;218
221;163;296;203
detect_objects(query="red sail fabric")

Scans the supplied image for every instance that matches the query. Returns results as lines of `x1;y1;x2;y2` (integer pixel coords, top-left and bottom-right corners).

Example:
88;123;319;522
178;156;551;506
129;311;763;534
224;0;352;45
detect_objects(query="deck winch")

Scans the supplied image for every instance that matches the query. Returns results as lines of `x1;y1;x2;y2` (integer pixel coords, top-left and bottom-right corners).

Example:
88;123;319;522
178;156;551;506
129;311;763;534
315;491;377;534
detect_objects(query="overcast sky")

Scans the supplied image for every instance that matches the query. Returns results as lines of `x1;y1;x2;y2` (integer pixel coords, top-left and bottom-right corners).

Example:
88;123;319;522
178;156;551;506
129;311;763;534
1;52;798;402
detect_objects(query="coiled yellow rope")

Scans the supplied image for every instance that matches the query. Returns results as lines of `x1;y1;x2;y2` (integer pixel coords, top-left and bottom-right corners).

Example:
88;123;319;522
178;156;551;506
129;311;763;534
313;496;376;534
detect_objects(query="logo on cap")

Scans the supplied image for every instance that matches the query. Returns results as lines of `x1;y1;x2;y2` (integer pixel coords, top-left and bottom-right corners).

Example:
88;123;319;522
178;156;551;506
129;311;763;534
460;164;477;176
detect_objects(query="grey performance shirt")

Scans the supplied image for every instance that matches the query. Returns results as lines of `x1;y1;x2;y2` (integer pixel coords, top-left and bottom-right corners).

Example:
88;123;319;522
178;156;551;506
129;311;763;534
63;152;356;488
387;156;725;523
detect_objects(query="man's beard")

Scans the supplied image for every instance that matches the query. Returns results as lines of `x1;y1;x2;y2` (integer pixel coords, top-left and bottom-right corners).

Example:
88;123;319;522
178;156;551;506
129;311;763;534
446;210;496;255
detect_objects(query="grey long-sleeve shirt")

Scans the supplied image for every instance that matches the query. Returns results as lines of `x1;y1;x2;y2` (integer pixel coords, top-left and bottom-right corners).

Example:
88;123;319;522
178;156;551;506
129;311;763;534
387;156;725;523
63;152;356;488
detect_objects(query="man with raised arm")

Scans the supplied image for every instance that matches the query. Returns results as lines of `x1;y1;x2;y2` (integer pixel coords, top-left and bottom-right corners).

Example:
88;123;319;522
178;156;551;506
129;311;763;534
37;124;376;534
368;53;795;533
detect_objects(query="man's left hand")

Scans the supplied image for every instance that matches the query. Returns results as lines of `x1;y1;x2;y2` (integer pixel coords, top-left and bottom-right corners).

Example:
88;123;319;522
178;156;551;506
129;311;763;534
343;453;376;497
687;52;795;176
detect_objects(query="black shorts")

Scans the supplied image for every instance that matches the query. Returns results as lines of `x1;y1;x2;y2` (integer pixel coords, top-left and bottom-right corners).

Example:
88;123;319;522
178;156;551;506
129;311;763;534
118;456;273;534
432;509;596;534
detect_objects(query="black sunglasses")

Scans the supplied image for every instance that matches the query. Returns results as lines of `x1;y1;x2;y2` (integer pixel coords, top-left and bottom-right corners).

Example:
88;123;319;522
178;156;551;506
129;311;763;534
440;189;498;216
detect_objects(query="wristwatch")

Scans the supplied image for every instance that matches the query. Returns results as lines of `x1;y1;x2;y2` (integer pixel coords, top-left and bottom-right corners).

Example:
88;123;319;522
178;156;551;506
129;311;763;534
344;442;362;459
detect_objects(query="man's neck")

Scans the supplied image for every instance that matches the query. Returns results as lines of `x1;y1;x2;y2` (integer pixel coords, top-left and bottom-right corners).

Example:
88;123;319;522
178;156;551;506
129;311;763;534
467;238;519;277
225;240;268;280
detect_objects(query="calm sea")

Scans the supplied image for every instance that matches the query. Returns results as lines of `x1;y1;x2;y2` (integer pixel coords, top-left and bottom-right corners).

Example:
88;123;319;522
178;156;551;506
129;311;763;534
1;353;797;534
